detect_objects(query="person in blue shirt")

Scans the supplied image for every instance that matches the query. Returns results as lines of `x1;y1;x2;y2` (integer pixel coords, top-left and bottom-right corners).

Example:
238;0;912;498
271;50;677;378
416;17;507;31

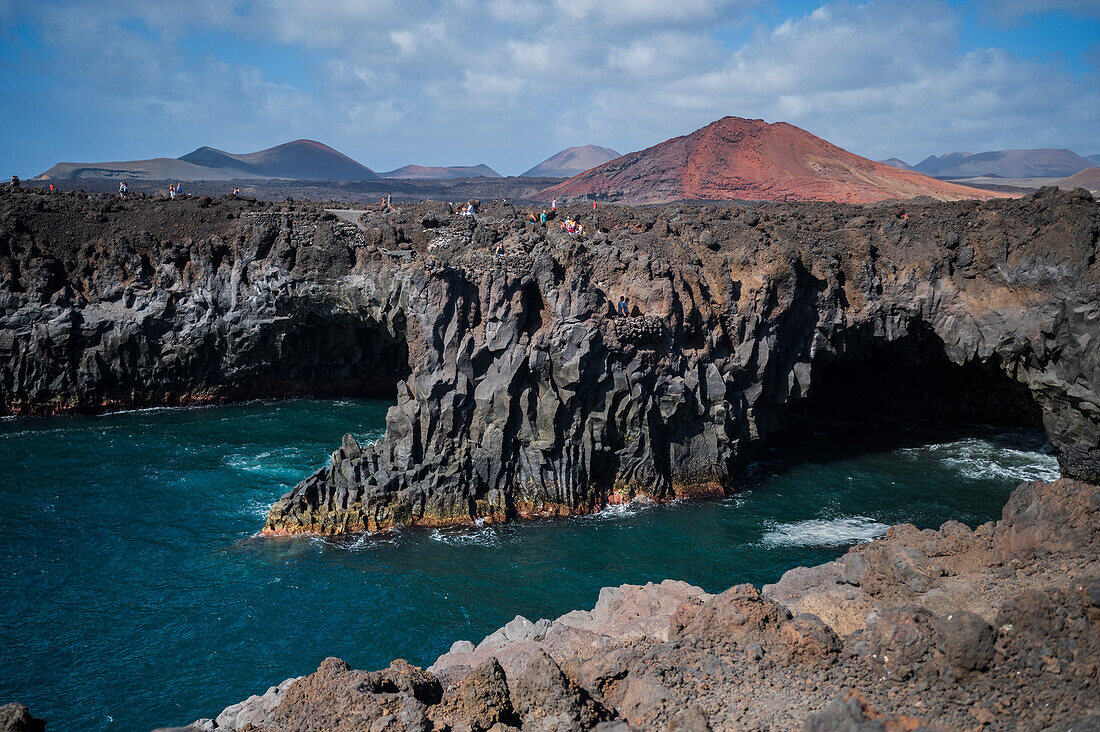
617;296;629;317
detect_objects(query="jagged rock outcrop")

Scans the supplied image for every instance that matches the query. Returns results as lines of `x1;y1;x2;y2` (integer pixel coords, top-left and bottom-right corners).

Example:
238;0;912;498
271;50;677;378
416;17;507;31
262;187;1100;534
1;186;1098;536
170;478;1100;730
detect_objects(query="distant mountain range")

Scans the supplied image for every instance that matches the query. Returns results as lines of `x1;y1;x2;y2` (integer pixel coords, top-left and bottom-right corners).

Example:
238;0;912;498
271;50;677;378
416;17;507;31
543;116;1006;205
880;149;1094;179
36;142;543;182
38;140;381;181
34;133;1095;203
521;146;621;178
380;164;500;179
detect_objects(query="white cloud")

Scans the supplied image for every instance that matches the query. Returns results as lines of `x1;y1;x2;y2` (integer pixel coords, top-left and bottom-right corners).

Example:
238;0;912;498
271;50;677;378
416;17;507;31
2;0;1098;175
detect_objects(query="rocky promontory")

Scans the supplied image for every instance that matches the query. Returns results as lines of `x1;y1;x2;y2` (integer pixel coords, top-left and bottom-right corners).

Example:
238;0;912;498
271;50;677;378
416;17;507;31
163;477;1100;730
1;186;1098;536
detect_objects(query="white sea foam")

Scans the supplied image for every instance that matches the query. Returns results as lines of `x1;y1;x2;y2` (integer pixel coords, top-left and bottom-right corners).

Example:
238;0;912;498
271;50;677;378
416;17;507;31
223;450;310;481
902;436;1060;483
345;530;403;549
428;526;501;547
243;497;275;520
761;515;890;548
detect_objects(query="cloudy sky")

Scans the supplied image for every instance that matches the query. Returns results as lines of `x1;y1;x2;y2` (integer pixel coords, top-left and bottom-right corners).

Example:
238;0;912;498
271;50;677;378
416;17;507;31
1;0;1097;176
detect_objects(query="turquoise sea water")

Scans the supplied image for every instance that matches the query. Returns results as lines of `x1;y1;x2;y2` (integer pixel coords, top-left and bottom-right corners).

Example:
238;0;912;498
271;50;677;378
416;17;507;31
0;399;1060;731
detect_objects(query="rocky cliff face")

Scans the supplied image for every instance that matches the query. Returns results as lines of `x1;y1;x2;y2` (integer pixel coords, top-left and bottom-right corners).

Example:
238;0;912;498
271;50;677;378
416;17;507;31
1;187;1098;536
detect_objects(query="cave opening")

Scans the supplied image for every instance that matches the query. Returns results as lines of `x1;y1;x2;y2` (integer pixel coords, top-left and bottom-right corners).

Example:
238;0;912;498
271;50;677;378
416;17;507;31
263;312;411;399
773;321;1045;458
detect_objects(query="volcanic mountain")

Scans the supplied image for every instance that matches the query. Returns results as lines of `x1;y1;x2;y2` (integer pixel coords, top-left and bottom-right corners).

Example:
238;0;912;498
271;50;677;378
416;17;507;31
880;157;915;171
38;140;379;181
1058;167;1100;195
542;117;1005;205
379;164;500;179
913;149;1093;179
521;145;621;178
178;140;378;180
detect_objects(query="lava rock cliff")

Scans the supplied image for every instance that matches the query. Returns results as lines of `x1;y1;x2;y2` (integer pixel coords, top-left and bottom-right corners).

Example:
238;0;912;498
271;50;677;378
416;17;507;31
1;186;1098;535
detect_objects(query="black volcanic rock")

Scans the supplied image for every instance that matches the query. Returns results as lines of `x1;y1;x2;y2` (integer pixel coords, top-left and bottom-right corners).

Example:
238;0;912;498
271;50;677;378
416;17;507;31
0;187;1098;534
0;704;45;732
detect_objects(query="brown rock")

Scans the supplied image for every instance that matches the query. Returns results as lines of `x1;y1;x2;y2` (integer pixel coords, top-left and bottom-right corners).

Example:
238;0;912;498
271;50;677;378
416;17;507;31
677;584;790;647
994;479;1100;561
432;658;517;731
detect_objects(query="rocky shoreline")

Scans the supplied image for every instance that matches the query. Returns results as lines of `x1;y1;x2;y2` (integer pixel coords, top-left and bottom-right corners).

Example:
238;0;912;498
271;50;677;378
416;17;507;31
155;477;1100;731
3;186;1099;730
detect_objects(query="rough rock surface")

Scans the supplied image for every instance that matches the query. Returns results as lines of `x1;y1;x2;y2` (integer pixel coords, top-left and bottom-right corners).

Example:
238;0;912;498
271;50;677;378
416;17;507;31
173;478;1100;730
0;705;45;732
2;186;1099;536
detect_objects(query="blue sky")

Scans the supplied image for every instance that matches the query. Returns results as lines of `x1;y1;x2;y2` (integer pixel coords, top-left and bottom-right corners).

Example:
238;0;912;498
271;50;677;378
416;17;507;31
1;0;1097;176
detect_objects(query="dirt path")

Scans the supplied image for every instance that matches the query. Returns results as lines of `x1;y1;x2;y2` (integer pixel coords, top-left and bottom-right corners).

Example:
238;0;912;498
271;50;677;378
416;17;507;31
324;209;369;229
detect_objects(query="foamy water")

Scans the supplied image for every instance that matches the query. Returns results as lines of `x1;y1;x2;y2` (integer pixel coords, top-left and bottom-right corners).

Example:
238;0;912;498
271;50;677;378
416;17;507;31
761;515;891;547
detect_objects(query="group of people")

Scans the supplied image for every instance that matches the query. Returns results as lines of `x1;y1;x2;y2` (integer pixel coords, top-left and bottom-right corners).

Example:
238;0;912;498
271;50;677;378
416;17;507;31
561;217;584;236
168;182;183;199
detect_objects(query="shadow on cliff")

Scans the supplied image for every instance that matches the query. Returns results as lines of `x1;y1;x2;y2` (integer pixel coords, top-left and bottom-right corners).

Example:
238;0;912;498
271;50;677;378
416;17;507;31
769;320;1046;469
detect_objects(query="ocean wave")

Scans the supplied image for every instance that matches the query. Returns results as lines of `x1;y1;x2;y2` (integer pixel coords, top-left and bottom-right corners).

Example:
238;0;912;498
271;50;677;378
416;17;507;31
242;497;275;520
761;515;889;548
903;437;1059;483
223;451;311;481
428;526;501;547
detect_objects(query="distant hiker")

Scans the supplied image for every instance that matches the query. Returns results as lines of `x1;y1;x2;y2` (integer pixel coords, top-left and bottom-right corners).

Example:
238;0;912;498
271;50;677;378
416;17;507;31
119;181;128;198
9;175;19;189
495;243;505;256
592;200;597;210
540;210;547;225
48;183;55;192
617;296;629;317
169;183;176;199
232;187;240;197
551;198;556;210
